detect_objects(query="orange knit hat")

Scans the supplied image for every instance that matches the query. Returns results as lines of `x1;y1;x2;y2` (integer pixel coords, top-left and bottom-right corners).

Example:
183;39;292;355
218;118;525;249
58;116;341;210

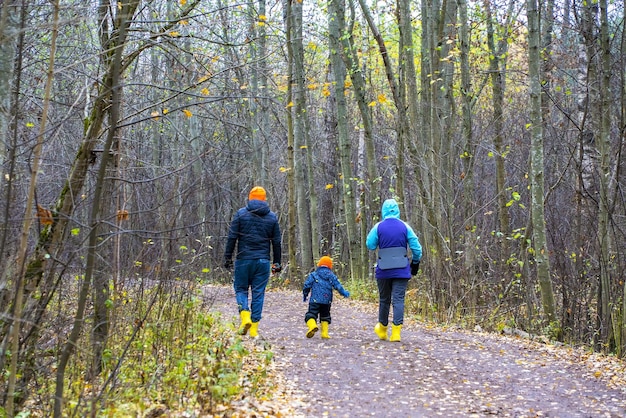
248;186;267;201
317;256;333;269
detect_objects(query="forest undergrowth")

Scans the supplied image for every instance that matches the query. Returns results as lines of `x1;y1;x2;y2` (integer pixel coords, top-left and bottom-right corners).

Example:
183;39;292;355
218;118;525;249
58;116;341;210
10;275;625;417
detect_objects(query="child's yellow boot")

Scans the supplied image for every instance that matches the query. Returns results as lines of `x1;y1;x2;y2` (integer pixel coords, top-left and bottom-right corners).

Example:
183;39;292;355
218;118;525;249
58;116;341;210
374;323;388;340
239;310;252;335
320;321;330;339
249;321;259;338
306;318;318;338
390;324;402;342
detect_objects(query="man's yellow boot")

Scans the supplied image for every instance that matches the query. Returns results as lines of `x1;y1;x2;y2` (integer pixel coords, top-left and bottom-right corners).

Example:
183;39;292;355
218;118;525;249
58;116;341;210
390;324;402;342
374;323;388;340
320;321;330;339
306;318;318;338
238;310;252;335
249;321;259;338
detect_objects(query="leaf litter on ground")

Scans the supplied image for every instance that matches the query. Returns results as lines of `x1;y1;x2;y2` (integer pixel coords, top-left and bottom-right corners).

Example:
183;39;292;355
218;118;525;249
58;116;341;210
192;286;626;418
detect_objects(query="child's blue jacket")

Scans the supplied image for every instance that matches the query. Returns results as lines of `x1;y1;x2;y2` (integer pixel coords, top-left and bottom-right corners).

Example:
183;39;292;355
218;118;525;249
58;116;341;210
303;266;349;304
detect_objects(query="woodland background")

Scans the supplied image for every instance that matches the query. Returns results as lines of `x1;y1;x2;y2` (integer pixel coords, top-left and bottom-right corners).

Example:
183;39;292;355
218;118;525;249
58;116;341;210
0;0;625;416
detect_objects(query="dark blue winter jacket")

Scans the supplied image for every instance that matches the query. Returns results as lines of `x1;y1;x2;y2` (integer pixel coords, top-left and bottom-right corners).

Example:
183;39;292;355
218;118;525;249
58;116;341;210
366;199;422;279
303;266;350;304
224;199;281;264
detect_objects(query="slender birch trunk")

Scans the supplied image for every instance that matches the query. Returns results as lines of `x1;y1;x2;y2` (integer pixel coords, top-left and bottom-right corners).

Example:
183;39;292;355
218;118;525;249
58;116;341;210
329;0;359;278
527;0;556;324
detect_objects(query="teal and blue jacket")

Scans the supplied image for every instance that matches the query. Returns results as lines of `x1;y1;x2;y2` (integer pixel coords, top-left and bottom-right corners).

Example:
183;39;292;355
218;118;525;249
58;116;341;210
366;199;422;279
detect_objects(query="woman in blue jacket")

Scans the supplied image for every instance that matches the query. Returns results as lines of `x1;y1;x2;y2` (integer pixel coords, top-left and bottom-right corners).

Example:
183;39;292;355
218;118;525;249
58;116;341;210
366;199;422;342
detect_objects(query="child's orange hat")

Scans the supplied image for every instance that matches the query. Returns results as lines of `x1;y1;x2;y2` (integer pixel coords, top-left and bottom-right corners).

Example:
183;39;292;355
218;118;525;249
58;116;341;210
248;186;267;201
317;256;333;269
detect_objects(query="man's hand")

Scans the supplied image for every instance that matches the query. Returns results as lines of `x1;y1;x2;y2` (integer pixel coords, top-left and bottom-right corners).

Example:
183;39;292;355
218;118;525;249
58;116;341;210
223;259;233;270
410;260;420;276
271;263;282;274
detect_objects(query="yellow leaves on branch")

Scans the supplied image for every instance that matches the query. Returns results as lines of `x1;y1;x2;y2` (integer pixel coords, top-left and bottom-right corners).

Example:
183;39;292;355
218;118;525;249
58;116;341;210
198;74;212;83
36;204;54;225
151;108;192;120
117;209;129;221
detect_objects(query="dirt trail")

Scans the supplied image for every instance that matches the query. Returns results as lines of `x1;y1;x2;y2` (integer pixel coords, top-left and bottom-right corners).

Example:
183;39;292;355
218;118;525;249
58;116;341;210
205;286;626;417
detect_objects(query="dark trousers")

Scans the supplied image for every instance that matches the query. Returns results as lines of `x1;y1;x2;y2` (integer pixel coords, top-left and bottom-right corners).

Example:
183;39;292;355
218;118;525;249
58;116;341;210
377;278;409;326
233;258;270;322
305;302;332;324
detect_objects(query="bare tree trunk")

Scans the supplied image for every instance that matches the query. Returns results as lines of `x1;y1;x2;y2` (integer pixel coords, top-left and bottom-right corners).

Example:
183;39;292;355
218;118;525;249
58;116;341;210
249;0;269;185
458;0;478;277
0;0;19;168
6;2;59;414
54;0;136;414
485;0;513;243
616;0;626;358
337;0;377;278
329;0;359;278
527;0;556;324
597;0;615;351
284;0;298;279
0;0;23;313
291;0;314;271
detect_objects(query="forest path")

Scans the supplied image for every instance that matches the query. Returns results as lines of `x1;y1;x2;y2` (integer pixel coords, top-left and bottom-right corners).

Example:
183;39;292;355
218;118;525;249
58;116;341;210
204;286;626;417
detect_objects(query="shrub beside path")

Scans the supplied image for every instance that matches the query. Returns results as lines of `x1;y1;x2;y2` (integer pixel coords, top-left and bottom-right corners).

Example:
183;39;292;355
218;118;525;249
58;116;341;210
205;285;626;417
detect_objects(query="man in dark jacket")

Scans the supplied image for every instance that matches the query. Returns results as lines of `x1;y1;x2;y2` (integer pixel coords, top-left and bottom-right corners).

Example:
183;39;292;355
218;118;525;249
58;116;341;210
224;186;282;338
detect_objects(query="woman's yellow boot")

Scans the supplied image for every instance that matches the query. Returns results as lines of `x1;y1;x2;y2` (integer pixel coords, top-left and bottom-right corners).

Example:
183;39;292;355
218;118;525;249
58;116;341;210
239;310;252;335
320;321;330;339
249;321;259;338
390;324;402;342
306;318;318;338
374;323;388;340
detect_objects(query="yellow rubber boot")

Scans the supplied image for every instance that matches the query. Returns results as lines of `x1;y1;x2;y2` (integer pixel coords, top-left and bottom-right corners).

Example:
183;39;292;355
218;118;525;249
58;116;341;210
390;324;402;342
306;318;318;338
320;321;330;339
249;321;259;338
374;323;388;340
238;310;252;335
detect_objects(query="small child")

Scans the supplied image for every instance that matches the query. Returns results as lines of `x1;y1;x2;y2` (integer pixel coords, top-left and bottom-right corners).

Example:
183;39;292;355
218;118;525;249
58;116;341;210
302;256;350;339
